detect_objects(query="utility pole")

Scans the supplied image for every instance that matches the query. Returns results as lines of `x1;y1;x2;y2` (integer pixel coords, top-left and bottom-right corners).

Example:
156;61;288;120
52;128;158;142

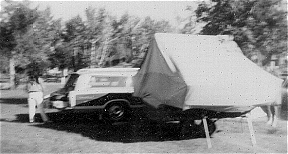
73;47;78;72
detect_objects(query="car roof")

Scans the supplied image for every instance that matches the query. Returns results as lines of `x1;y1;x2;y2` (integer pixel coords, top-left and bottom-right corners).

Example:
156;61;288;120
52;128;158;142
75;68;140;75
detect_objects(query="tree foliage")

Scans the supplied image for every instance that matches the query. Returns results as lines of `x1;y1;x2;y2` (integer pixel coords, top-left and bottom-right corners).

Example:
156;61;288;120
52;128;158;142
0;1;38;58
2;0;286;76
194;0;287;66
0;1;60;76
1;0;175;74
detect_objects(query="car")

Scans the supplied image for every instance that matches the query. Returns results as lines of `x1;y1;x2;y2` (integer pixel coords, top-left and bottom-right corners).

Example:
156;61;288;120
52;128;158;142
43;74;61;83
45;68;145;122
279;71;288;80
0;75;11;90
0;81;11;90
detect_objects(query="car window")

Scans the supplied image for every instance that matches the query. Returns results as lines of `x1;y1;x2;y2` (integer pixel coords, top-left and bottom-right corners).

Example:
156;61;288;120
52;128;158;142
64;74;79;91
89;76;127;87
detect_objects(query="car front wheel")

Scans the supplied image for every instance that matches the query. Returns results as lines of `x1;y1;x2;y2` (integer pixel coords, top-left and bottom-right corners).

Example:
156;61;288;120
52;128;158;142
104;101;130;123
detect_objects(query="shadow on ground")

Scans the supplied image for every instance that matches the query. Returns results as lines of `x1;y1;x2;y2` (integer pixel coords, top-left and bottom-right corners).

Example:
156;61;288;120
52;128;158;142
2;97;286;143
0;98;28;105
1;110;209;143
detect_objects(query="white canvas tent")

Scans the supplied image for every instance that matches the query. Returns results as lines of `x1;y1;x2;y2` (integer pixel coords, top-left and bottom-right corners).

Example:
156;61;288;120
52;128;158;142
133;33;283;114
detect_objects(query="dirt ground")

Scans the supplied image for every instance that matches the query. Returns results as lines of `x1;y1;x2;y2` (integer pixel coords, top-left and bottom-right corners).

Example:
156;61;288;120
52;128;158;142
1;83;287;153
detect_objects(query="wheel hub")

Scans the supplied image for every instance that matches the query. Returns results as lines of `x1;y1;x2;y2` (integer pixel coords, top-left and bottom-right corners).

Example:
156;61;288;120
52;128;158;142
109;105;124;120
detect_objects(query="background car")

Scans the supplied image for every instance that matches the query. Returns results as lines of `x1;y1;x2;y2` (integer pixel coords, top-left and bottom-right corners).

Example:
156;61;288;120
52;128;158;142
0;74;11;90
43;74;61;83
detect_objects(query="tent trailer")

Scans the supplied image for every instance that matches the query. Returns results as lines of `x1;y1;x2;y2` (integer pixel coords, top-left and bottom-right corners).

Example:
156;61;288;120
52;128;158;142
133;33;284;140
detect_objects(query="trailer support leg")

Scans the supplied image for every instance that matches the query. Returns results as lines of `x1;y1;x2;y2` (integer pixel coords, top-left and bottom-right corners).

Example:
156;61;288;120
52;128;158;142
246;113;257;152
203;117;212;149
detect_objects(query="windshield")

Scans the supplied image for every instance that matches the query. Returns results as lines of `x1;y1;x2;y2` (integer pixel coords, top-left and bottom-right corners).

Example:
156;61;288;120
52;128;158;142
64;74;79;91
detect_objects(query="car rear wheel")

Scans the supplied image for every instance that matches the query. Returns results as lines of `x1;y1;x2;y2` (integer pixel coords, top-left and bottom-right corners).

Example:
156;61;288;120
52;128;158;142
104;101;131;123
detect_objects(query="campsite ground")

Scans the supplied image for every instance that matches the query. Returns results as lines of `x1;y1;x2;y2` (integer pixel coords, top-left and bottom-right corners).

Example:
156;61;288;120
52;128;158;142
1;83;287;153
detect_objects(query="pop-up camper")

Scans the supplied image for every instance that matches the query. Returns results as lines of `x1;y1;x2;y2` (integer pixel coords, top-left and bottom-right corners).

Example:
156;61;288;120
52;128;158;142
133;33;283;120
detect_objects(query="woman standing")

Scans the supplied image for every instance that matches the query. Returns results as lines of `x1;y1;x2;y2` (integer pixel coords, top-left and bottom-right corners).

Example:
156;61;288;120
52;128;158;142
27;75;50;123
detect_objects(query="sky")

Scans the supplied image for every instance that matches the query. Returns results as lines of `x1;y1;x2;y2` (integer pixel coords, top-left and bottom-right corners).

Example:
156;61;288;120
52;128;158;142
29;0;200;26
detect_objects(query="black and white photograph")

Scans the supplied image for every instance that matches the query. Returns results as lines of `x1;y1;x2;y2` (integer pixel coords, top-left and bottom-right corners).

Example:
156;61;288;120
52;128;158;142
0;0;287;153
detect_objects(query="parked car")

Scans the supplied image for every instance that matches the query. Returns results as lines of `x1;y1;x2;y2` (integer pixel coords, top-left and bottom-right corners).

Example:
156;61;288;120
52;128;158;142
279;70;288;80
0;74;11;90
0;80;11;90
43;74;61;83
44;68;145;122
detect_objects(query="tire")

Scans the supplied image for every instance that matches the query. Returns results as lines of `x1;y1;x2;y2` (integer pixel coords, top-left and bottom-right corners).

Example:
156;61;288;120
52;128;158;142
104;101;131;123
179;119;216;139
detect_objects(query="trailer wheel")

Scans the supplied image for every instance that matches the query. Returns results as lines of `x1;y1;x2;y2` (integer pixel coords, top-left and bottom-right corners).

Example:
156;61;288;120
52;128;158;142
179;119;216;139
104;101;131;123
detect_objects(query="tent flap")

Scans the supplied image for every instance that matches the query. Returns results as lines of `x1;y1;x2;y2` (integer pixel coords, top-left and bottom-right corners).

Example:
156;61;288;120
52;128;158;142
133;38;187;109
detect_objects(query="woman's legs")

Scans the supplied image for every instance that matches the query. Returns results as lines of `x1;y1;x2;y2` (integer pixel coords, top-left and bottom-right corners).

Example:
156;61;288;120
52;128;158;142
28;95;37;122
29;92;49;122
37;101;49;122
35;92;49;122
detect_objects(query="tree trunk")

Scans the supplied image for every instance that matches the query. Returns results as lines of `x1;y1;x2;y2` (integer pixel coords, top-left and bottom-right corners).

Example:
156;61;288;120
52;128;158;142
262;53;272;67
9;56;16;89
125;47;133;63
90;41;97;68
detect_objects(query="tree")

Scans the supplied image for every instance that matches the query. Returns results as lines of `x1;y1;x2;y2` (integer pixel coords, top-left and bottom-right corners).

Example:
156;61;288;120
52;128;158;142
129;17;173;67
132;17;172;53
86;9;174;68
48;43;72;70
248;0;287;65
0;0;39;88
176;5;201;34
85;8;108;67
1;1;63;87
15;7;57;70
193;0;287;66
62;15;88;71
